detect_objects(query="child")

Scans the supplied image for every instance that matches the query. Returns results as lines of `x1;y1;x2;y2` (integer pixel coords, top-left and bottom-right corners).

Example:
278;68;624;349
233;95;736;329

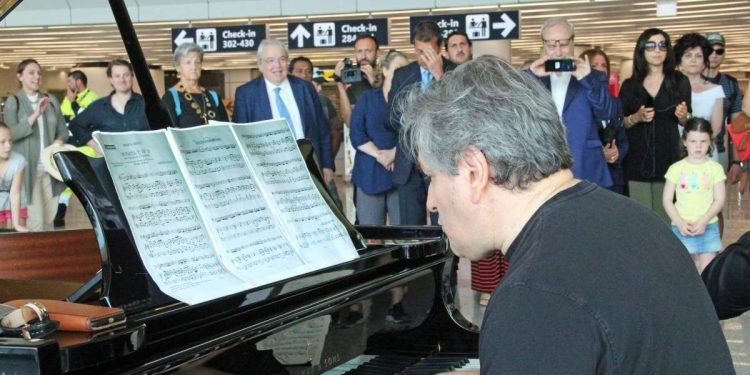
0;123;28;232
663;118;726;273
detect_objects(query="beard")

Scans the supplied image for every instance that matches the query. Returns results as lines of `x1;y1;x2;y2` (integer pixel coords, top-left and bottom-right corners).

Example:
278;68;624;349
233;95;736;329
357;58;376;69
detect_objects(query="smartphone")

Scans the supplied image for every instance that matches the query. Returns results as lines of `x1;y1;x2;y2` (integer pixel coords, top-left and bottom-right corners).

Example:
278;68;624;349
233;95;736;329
643;95;654;109
544;59;576;72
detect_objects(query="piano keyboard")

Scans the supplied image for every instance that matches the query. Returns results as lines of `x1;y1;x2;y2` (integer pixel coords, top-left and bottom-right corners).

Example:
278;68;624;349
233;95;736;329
324;354;480;374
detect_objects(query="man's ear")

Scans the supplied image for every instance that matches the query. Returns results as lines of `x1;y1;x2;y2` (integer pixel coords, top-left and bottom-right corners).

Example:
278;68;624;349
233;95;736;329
458;147;491;204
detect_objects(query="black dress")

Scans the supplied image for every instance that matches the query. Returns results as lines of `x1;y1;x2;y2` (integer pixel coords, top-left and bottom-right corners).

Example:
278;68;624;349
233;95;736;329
619;73;691;182
162;88;229;128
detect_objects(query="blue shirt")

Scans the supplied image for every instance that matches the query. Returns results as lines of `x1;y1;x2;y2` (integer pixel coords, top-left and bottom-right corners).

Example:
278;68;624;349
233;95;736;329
349;88;398;195
69;93;149;145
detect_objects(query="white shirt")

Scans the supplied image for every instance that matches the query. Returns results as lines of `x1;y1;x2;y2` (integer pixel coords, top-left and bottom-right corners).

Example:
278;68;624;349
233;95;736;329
27;93;46;166
550;73;572;119
264;78;304;140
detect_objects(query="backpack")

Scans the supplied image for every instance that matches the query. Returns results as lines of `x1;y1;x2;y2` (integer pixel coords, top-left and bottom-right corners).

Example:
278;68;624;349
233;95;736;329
168;88;220;117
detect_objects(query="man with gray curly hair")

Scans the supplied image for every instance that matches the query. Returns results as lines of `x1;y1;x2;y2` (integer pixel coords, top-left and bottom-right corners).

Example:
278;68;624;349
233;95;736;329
401;55;732;374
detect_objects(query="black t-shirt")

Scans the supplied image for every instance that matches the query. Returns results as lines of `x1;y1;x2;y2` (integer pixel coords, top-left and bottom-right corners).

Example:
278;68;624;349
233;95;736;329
346;79;372;106
480;181;733;374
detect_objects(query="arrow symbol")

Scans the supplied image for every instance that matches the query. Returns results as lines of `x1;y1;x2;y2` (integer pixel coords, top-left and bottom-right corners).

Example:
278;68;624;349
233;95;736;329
290;24;311;48
492;13;517;38
174;30;194;46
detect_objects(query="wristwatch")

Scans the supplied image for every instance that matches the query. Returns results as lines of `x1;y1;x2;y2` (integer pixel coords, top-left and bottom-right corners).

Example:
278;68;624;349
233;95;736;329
0;302;58;339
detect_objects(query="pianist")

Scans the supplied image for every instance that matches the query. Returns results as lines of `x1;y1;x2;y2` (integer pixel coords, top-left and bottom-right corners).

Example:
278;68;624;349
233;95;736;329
399;55;734;374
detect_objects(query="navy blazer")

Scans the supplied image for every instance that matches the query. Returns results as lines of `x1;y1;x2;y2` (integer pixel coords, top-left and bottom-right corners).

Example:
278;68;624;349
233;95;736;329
534;70;618;188
350;88;398;195
232;75;334;170
387;59;456;185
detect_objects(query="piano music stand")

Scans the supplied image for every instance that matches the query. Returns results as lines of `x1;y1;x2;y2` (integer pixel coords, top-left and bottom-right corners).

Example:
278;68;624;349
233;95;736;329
53;139;365;313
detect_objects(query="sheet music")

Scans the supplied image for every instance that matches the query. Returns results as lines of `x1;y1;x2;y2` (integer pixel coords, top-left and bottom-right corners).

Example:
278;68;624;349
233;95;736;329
256;315;332;366
169;125;307;285
233;119;358;268
93;131;248;305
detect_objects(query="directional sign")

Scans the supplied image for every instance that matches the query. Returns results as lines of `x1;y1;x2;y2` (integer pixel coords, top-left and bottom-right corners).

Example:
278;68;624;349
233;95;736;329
171;25;267;53
409;11;520;41
287;18;388;50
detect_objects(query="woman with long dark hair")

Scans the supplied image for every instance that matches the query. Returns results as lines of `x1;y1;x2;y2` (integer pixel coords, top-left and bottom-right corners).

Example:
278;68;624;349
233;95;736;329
620;28;691;223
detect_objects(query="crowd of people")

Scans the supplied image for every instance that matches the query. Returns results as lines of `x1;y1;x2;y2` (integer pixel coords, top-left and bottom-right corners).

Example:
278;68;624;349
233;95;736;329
0;18;747;278
0;14;745;373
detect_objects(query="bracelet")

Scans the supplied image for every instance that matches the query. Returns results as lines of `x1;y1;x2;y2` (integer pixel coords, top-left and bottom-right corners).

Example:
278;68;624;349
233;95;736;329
626;114;636;126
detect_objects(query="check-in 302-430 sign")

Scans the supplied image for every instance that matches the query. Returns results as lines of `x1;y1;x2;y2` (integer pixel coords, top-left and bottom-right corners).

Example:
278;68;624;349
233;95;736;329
171;25;267;52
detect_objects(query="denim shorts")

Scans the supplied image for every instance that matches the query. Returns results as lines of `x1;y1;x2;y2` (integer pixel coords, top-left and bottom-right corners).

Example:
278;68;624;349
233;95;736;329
671;222;723;254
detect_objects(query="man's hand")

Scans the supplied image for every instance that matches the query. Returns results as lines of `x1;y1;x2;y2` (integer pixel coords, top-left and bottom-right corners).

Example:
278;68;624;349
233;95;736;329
323;168;334;184
360;64;376;85
603;139;619;164
419;48;444;80
529;56;550;78
334;59;345;78
572;55;591;79
66;86;77;102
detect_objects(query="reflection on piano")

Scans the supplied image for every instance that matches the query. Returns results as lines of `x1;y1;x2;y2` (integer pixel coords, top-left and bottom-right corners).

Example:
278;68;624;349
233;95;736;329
0;1;479;373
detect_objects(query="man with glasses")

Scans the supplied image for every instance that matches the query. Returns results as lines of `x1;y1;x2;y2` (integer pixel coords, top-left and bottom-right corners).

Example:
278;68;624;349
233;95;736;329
704;32;743;172
233;39;335;184
528;17;619;188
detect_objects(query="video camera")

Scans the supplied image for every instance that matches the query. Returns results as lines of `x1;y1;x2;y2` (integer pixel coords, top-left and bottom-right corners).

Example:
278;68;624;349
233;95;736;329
340;58;362;84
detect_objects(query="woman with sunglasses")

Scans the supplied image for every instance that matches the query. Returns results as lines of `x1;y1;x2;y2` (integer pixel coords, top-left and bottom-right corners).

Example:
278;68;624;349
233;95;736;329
620;28;692;223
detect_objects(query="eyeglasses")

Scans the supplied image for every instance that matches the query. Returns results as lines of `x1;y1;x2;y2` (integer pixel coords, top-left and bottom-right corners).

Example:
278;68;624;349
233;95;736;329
542;37;573;48
712;48;725;56
643;41;668;52
262;56;288;65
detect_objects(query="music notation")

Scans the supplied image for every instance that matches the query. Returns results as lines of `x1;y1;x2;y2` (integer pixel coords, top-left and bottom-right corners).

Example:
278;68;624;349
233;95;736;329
93;120;358;305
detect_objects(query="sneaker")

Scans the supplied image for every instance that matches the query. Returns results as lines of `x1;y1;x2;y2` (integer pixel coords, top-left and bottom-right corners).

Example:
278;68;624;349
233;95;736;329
53;203;67;228
385;302;411;324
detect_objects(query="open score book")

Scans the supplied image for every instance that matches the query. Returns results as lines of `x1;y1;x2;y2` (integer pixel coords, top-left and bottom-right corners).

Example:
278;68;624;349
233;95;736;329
93;119;359;305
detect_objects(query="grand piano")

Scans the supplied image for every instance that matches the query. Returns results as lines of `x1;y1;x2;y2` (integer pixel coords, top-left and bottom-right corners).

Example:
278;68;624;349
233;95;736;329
0;1;479;373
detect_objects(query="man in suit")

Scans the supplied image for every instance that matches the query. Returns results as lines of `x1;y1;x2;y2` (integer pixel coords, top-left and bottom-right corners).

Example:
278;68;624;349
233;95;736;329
233;39;334;183
528;17;618;188
388;21;456;225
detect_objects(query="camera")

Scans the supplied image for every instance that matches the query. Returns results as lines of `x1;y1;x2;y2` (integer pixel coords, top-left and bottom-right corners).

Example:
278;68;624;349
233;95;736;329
340;58;362;84
544;59;576;72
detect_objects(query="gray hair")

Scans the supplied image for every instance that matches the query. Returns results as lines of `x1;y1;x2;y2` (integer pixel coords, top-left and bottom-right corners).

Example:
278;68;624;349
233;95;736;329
399;55;573;190
257;38;288;62
173;42;204;66
540;17;576;39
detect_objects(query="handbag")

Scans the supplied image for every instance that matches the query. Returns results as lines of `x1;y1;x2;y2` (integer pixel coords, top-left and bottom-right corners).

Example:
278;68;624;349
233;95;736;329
728;112;750;161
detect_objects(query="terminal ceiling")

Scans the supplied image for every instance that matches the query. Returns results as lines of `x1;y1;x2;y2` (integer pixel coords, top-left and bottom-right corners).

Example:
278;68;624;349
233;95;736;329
0;0;748;78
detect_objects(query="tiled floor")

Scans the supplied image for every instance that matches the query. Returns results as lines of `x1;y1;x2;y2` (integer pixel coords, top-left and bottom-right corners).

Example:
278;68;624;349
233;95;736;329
61;165;750;372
